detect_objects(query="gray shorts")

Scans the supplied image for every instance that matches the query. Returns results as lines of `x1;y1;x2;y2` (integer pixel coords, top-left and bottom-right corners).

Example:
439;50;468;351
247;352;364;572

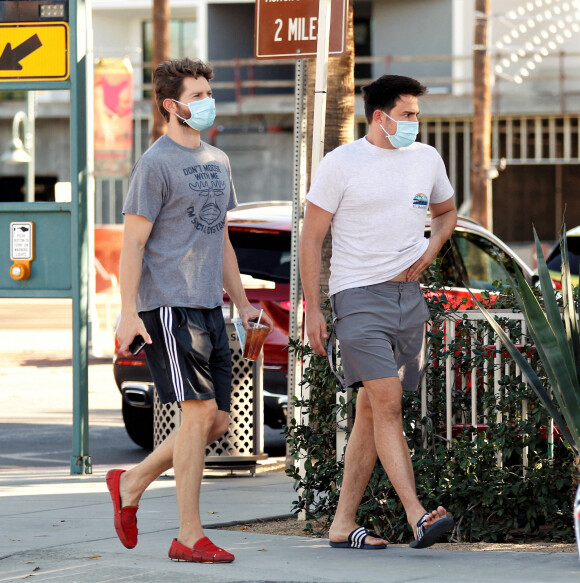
331;280;429;391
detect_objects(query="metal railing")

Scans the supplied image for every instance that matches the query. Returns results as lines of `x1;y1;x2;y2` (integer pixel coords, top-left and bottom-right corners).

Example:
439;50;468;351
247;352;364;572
129;50;580;108
1;50;578;109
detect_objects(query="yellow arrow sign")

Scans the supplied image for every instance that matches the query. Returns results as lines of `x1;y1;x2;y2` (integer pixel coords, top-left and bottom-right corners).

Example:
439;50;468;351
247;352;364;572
0;22;69;82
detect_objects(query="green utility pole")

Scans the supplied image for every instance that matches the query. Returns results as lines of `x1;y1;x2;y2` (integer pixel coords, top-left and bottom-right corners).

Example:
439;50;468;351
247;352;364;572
0;0;93;474
69;0;94;475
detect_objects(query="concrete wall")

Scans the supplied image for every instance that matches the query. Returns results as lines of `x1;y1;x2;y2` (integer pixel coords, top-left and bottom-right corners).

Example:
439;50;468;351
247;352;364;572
92;8;147;99
207;3;295;103
211;124;294;204
371;0;453;89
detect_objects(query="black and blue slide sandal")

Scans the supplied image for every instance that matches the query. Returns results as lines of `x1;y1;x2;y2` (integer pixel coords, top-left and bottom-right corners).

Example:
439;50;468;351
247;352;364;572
329;526;387;550
409;513;455;549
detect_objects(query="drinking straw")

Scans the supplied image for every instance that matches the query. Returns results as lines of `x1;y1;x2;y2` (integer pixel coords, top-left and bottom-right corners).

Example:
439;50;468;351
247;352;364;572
257;309;263;326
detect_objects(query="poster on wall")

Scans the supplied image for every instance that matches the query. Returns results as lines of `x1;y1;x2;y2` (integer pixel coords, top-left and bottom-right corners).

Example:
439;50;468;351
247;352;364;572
94;58;133;177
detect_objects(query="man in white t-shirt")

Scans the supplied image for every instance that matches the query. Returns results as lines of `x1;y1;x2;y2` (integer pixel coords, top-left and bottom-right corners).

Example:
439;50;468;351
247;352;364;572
300;74;458;550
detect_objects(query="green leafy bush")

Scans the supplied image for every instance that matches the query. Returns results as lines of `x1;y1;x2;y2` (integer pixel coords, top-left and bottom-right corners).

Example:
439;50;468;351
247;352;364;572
284;278;575;543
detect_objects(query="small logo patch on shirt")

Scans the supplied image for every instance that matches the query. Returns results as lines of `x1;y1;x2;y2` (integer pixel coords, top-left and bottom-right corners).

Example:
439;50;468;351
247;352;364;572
412;193;428;209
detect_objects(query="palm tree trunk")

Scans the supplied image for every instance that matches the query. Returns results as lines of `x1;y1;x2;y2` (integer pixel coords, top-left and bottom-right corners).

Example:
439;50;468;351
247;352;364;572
151;0;169;143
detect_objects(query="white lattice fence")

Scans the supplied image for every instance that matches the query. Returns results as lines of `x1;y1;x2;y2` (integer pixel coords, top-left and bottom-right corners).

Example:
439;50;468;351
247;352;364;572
420;309;553;468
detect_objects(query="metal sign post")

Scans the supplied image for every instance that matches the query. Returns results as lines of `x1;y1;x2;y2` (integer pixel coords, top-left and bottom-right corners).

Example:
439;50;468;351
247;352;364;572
255;1;338;481
287;58;307;468
310;0;332;180
0;0;94;475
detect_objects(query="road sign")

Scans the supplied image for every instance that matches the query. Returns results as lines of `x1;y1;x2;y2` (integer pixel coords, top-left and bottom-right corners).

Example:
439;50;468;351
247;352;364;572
0;22;69;81
255;0;347;60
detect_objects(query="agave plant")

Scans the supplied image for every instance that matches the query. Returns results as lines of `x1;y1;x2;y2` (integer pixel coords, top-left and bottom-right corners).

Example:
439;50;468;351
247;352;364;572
469;226;580;457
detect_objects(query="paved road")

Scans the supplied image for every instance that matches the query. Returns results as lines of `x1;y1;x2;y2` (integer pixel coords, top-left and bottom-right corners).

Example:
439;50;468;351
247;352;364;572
0;297;285;468
2;301;580;582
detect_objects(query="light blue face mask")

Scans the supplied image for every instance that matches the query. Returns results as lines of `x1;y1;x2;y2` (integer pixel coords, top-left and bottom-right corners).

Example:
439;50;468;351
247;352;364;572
380;111;419;148
173;97;216;131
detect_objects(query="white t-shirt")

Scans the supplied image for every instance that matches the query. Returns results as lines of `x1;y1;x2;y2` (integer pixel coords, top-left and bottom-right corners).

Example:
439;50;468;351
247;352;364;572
306;137;454;296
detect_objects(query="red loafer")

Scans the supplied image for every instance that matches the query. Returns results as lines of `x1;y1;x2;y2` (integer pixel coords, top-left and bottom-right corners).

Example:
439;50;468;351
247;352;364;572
106;469;138;549
168;537;235;563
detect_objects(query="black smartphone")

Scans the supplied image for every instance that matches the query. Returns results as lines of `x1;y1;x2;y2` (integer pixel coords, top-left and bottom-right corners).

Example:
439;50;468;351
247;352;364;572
129;335;147;355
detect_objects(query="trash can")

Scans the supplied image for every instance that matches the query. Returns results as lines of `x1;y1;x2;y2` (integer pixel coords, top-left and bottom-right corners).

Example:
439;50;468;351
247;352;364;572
153;318;267;470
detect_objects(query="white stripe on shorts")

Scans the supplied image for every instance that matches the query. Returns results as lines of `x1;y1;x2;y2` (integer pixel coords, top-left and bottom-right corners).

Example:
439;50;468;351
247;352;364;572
160;307;184;401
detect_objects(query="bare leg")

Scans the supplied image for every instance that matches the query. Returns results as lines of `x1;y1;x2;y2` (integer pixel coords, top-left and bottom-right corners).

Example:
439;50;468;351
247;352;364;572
118;406;229;509
329;389;387;546
173;399;218;547
364;377;448;536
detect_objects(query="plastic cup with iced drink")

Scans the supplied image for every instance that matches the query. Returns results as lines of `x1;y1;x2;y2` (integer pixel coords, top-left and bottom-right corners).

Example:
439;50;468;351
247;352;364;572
242;320;271;361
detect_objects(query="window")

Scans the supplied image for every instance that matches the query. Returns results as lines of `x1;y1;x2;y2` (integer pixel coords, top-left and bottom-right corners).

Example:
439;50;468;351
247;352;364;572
419;238;466;287
142;19;198;94
546;236;580;276
453;232;512;290
353;17;372;89
229;230;291;284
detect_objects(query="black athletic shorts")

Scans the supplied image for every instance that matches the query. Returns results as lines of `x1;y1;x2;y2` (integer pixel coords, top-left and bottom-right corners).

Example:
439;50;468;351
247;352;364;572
139;306;232;411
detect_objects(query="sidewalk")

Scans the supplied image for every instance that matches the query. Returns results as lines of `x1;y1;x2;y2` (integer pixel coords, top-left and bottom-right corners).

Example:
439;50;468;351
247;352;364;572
1;463;579;583
1;297;580;582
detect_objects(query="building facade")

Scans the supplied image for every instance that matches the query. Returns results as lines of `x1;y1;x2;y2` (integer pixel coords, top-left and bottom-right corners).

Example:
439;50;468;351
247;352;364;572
0;0;578;244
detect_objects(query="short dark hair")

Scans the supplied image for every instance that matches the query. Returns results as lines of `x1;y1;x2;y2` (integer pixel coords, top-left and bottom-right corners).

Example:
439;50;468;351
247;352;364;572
153;58;214;122
362;75;427;123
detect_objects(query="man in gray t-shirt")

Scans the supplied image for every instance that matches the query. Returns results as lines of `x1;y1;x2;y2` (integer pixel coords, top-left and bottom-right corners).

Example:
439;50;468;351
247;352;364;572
123;134;238;312
105;58;272;564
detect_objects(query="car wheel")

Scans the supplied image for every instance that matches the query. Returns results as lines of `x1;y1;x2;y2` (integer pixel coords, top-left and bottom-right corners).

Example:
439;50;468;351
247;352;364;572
122;399;154;451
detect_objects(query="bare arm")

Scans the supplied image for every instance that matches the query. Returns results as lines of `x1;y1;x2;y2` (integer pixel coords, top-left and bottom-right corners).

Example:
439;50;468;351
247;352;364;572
222;221;273;329
299;201;333;355
116;213;154;355
406;197;458;281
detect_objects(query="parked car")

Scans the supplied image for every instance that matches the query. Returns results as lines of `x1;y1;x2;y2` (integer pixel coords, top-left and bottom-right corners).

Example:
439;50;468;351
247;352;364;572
114;201;534;450
545;225;580;288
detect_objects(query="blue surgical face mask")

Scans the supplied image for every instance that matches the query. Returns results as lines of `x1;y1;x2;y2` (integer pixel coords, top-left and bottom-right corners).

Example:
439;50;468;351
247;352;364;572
172;97;216;131
379;111;419;148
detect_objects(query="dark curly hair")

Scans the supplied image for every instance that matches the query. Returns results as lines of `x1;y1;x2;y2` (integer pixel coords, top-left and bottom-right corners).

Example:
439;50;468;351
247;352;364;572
153;58;214;122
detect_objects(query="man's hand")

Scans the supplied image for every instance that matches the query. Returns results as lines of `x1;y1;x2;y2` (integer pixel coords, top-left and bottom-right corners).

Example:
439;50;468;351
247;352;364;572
407;198;458;281
406;242;439;281
306;309;329;356
238;304;274;331
116;314;152;357
299;202;333;356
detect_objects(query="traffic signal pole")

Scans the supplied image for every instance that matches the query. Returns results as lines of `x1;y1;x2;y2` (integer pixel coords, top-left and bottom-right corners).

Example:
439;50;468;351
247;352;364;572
0;0;93;475
70;0;93;475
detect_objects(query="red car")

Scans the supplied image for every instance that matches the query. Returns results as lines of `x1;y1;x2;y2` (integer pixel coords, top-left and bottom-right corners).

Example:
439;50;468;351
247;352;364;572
114;201;534;450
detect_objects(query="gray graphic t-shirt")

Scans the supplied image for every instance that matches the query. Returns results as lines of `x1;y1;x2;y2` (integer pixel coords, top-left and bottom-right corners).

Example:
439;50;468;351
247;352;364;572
123;135;237;312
